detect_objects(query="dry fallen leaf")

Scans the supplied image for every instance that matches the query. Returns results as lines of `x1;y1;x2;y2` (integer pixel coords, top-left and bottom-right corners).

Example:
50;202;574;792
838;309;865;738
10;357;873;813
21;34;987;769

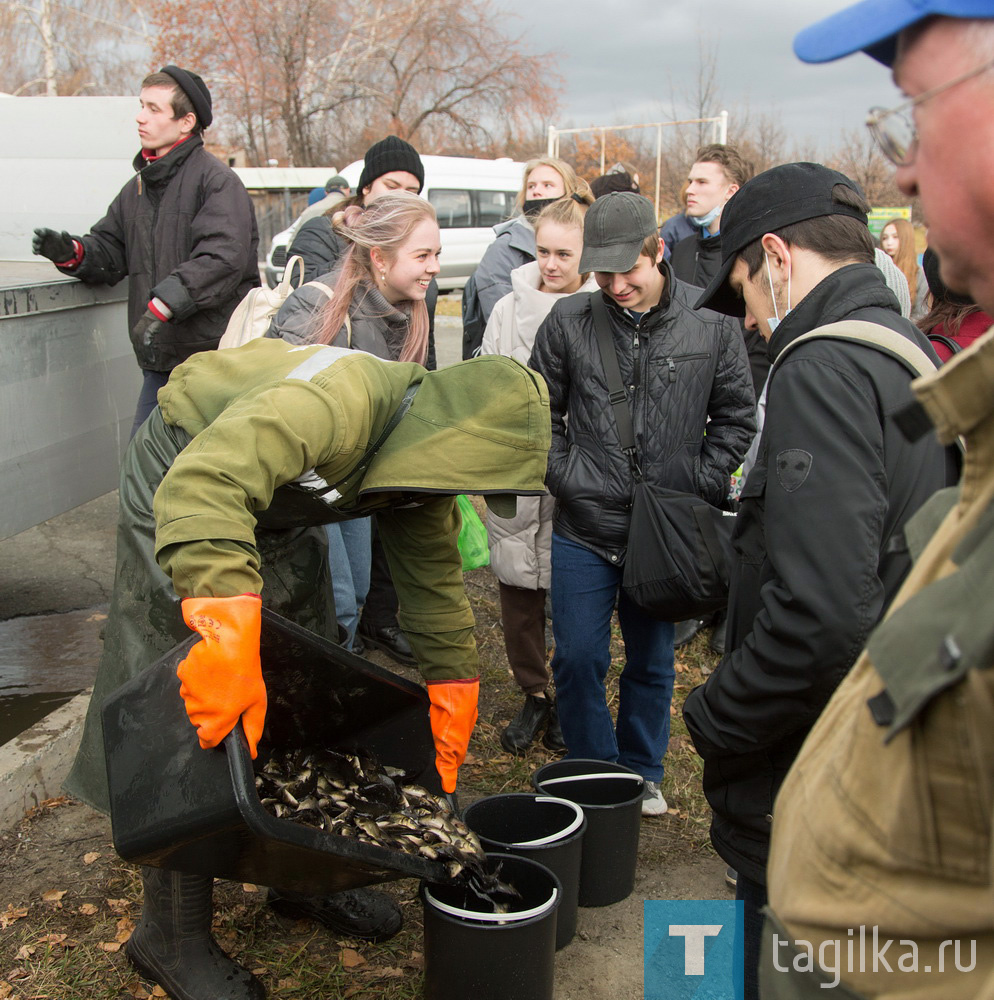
106;898;131;914
151;987;167;997
15;945;35;960
241;883;260;893
0;905;28;929
0;980;14;998
250;967;268;976
340;948;365;969
375;966;405;978
37;933;68;946
41;889;67;903
97;941;122;953
83;852;101;865
79;903;99;916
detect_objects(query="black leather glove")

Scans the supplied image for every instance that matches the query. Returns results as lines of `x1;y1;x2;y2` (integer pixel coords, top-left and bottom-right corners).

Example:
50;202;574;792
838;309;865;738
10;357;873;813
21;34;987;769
132;309;164;350
32;228;76;264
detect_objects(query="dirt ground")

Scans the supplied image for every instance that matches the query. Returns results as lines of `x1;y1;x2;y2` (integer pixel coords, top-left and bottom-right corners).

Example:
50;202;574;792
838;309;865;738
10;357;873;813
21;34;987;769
0;559;727;1000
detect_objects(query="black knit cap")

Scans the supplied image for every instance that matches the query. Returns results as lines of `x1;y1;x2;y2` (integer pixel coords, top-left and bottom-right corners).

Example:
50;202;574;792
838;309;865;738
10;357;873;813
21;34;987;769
357;136;424;195
159;65;213;129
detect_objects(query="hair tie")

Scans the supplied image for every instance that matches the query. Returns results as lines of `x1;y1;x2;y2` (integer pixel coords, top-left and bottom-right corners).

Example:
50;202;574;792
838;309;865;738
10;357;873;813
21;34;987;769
571;192;586;205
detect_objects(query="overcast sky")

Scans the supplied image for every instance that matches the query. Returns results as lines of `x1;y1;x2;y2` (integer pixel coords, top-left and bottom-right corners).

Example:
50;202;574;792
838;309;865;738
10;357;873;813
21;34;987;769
500;0;902;156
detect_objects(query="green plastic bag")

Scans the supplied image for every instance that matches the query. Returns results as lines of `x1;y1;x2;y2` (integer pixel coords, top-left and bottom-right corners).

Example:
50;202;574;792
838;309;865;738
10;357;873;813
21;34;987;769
456;494;490;571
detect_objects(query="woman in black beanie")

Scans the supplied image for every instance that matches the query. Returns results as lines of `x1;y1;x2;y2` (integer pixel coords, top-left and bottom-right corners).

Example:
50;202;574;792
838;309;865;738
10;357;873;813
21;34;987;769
288;135;425;281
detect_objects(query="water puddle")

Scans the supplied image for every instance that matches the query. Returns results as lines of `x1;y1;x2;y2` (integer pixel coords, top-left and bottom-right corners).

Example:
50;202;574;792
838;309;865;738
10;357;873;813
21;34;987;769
0;606;105;746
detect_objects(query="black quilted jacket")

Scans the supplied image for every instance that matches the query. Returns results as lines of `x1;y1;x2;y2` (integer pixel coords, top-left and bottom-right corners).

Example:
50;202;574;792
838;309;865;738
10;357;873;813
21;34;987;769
59;136;259;372
528;264;756;564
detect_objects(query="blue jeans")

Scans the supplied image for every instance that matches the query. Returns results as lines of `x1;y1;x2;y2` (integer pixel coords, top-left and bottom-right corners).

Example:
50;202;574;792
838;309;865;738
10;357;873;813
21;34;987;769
326;518;372;648
549;531;675;782
131;370;171;439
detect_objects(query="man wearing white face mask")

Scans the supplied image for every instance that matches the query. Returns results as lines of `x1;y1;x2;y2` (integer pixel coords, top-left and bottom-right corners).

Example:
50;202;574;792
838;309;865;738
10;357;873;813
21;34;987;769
682;161;956;1000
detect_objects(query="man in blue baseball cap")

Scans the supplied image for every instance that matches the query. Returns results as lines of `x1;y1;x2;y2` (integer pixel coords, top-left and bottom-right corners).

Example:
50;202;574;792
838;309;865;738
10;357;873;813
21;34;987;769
758;6;994;999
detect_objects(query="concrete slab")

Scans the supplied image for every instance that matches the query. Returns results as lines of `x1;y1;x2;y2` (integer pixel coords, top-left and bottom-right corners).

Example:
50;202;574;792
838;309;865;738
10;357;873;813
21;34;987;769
0;689;89;829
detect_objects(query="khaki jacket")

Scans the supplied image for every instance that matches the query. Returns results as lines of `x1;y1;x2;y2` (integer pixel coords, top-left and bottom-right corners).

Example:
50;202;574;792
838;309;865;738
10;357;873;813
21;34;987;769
155;339;550;679
762;328;994;999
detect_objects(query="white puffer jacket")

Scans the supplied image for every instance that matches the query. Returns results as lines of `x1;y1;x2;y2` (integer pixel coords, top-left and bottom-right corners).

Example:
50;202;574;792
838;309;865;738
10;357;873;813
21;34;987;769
481;261;598;589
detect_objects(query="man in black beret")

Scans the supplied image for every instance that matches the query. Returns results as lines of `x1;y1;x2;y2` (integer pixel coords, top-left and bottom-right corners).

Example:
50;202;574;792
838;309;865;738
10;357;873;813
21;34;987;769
31;66;260;437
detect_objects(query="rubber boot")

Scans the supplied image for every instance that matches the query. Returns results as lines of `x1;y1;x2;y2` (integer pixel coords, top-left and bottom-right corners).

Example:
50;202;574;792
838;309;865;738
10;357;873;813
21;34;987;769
125;867;266;1000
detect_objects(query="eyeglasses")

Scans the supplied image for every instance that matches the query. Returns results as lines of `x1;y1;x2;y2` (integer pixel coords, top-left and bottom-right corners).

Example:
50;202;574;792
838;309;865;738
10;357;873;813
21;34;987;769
866;56;994;166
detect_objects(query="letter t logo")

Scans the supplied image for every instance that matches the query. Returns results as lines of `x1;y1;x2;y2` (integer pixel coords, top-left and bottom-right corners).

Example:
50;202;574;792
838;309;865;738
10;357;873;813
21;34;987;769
669;925;723;975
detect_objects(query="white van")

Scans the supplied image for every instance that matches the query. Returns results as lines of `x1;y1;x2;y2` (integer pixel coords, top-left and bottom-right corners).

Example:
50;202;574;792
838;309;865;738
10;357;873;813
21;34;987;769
267;154;525;291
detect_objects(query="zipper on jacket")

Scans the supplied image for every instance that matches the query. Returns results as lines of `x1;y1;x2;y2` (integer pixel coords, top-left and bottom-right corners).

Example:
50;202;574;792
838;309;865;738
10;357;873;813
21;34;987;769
632;329;641;390
665;356;677;383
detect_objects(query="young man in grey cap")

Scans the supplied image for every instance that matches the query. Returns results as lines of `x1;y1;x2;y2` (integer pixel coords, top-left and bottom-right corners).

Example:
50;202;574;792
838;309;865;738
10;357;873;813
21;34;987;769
742;4;994;998
528;191;755;816
31;66;260;437
681;162;955;1000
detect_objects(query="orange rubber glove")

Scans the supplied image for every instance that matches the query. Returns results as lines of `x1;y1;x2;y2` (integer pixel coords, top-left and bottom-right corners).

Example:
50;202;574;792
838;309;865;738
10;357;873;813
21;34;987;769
426;677;479;794
176;594;267;758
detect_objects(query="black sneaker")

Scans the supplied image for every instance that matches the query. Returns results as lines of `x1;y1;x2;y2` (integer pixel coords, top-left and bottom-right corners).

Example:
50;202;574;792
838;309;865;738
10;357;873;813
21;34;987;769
709;607;728;656
542;697;566;753
268;887;402;942
500;695;551;754
358;622;416;667
673;618;705;648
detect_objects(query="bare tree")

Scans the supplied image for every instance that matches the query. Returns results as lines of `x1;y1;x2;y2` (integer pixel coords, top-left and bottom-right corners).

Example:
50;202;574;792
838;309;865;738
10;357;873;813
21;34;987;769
827;127;904;206
152;0;558;166
4;0;154;96
361;0;554;148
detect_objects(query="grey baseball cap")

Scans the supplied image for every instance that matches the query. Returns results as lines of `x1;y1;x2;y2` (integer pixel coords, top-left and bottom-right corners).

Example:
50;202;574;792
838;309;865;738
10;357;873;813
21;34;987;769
579;192;659;273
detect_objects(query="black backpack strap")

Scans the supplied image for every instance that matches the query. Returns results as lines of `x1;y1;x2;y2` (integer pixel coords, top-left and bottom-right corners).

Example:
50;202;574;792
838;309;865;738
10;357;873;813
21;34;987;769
590;291;642;479
926;332;961;357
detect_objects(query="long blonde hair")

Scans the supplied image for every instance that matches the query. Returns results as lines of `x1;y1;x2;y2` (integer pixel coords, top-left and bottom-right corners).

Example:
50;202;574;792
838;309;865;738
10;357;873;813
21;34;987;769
881;218;918;304
315;193;436;364
515;156;586;214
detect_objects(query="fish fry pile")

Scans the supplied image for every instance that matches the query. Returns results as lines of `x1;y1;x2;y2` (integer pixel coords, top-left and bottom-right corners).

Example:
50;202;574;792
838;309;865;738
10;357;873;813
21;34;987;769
254;748;519;909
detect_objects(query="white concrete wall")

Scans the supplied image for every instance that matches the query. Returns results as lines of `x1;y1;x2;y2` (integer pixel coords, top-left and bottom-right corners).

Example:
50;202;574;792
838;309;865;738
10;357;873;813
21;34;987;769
0;96;137;262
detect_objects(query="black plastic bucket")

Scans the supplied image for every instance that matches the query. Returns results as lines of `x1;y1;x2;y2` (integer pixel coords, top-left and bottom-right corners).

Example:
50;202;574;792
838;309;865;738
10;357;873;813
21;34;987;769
421;852;561;1000
463;793;585;950
532;759;643;907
